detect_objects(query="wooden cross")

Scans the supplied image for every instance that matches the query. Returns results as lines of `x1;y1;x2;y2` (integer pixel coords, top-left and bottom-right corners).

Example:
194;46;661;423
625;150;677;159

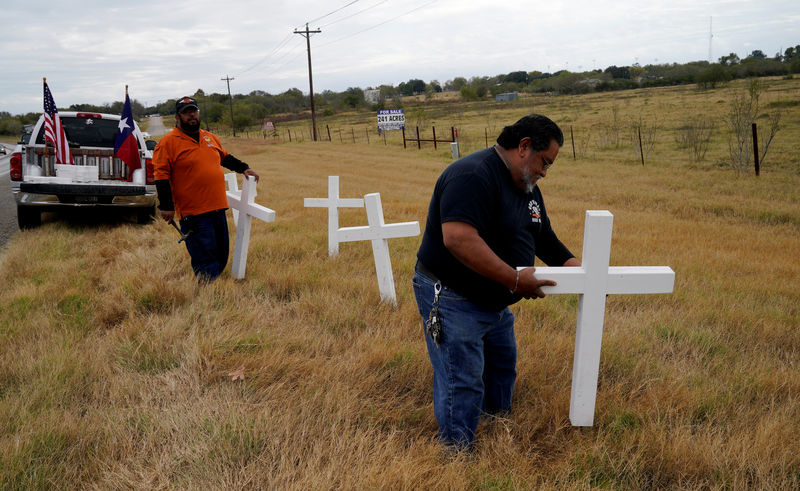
337;193;420;305
522;210;675;426
303;176;364;255
225;174;276;279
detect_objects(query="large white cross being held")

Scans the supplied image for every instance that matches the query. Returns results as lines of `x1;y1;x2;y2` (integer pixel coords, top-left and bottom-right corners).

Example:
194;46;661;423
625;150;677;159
337;193;420;305
225;174;276;279
522;210;675;426
303;176;364;256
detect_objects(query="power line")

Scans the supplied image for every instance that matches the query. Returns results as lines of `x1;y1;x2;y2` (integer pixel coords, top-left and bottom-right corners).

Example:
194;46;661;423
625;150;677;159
240;32;296;74
317;0;437;48
306;0;360;25
320;0;389;28
236;1;367;78
260;46;308;74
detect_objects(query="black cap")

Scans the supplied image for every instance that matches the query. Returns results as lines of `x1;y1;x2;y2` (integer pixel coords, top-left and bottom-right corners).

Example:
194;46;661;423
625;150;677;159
175;96;199;114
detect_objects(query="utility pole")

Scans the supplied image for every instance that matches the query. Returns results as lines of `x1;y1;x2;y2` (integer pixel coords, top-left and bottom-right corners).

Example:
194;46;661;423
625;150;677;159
222;75;236;137
294;23;321;141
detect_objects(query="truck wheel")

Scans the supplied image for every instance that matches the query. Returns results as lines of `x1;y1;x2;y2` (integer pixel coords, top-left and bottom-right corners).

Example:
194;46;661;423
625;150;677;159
17;207;41;229
137;207;155;224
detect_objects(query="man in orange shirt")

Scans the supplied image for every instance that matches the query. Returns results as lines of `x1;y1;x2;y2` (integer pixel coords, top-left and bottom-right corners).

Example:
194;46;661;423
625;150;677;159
153;96;259;281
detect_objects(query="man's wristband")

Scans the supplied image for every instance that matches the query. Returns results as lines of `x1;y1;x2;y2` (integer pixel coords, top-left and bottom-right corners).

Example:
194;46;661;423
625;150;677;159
510;270;519;294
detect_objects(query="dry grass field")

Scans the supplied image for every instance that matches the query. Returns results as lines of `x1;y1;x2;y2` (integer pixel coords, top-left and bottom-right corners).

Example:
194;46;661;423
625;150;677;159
1;77;799;488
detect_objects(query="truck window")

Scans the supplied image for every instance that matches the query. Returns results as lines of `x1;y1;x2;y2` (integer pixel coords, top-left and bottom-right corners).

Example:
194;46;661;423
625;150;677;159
35;116;140;149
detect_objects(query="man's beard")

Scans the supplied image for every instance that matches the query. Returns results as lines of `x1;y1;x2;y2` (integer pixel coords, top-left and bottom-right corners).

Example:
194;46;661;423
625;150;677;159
183;121;200;133
521;168;538;193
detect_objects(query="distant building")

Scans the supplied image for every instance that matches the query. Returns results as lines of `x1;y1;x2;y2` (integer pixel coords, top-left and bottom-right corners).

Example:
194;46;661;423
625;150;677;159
365;89;381;105
495;92;519;102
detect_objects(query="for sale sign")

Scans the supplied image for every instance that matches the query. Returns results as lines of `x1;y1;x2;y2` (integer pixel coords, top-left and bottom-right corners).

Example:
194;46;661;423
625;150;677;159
377;109;405;131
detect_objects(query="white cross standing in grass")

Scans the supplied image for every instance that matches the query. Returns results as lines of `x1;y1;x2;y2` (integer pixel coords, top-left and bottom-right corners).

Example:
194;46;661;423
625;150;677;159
523;210;675;426
224;173;241;225
303;176;364;256
225;174;276;280
337;193;420;305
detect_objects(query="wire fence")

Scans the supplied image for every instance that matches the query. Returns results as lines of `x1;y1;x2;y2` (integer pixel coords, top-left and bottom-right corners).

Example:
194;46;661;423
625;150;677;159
212;123;616;164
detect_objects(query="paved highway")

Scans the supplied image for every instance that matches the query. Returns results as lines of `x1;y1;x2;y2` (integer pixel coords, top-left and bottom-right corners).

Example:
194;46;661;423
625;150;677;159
147;115;169;136
0;143;13;177
0;151;17;249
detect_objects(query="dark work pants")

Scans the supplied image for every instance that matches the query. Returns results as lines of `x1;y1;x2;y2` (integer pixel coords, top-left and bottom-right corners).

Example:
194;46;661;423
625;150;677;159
180;209;229;281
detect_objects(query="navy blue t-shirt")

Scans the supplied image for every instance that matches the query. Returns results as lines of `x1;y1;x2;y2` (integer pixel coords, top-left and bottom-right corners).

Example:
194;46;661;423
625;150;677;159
417;147;574;311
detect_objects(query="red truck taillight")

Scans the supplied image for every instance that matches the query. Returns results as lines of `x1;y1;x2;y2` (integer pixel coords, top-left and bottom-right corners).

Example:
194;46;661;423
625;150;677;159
145;158;154;184
9;153;22;181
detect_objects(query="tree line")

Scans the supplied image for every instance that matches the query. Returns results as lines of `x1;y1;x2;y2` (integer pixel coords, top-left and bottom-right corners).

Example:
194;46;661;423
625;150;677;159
1;45;798;136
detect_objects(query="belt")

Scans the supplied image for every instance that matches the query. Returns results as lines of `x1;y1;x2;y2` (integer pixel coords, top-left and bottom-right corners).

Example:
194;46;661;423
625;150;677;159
415;260;440;282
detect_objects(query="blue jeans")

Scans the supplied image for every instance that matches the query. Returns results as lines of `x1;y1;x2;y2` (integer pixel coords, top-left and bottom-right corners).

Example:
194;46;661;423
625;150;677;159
412;268;517;450
180;209;229;281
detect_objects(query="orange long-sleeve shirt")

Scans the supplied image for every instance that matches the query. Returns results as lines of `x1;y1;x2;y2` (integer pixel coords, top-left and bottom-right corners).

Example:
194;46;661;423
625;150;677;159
153;127;229;217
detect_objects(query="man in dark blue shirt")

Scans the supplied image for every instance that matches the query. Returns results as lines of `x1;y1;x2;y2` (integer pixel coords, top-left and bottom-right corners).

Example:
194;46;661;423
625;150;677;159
413;113;581;451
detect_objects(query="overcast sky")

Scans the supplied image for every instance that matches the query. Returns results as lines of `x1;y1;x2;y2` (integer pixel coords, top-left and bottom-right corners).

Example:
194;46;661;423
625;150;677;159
1;0;798;115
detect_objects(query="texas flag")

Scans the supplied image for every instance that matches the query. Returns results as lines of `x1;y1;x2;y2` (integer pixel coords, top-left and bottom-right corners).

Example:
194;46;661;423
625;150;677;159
113;92;140;178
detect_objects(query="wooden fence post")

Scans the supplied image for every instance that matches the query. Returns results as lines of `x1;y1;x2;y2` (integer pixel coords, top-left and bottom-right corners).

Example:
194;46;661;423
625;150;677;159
752;122;760;176
638;127;644;166
351;127;355;144
571;126;576;159
365;128;370;144
432;126;437;150
402;127;407;149
416;126;421;150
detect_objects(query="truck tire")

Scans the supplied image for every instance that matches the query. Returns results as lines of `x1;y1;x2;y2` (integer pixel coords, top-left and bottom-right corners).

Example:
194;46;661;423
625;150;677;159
17;207;41;229
137;206;156;224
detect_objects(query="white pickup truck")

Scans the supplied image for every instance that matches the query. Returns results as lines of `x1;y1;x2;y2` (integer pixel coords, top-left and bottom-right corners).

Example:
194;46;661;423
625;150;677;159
9;111;156;228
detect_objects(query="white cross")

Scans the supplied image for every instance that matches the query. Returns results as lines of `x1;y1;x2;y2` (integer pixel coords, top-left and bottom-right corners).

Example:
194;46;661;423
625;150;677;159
337;193;420;305
225;174;276;279
521;210;675;426
224;173;241;226
303;176;364;256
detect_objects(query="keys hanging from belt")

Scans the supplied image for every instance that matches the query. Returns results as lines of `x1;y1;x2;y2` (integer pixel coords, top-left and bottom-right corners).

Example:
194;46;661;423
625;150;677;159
426;281;442;347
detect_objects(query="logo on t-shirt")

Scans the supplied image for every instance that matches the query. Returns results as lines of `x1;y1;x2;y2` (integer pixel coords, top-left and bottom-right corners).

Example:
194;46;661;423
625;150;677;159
528;200;541;223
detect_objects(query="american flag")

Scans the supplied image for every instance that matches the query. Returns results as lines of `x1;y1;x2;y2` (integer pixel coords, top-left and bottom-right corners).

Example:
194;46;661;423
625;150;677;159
43;80;73;164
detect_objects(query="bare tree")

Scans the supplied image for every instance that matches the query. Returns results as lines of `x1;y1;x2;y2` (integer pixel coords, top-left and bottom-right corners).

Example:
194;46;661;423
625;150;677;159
630;116;659;163
597;105;623;149
676;115;716;162
574;129;592;159
726;79;762;174
756;110;783;167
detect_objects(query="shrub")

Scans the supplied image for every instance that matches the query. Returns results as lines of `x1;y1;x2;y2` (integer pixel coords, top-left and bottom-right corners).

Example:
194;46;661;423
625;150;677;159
460;86;478;101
